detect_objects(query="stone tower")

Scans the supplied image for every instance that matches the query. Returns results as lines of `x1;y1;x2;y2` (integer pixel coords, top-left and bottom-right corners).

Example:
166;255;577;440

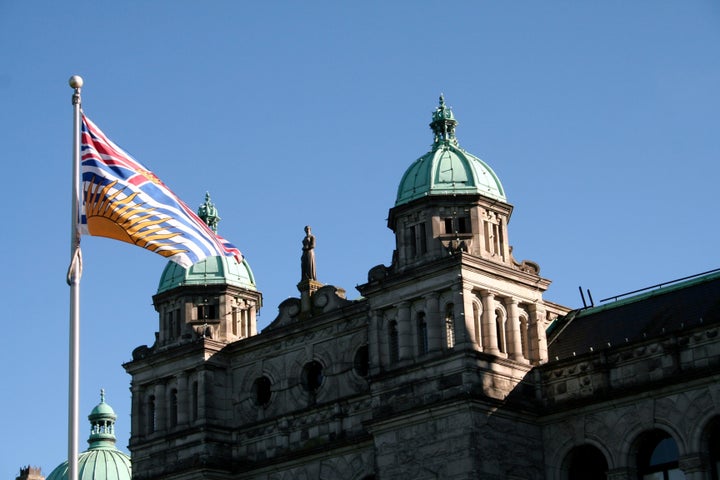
124;195;262;475
360;95;567;373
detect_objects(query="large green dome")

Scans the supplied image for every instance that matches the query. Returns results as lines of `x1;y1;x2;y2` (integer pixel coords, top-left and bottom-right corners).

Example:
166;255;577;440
46;391;131;480
157;254;257;294
395;96;506;206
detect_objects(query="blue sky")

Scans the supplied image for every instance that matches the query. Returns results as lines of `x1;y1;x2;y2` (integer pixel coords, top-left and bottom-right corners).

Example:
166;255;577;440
2;1;719;477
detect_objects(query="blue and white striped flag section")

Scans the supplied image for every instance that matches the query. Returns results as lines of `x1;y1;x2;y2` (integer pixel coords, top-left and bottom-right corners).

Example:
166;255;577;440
79;113;242;268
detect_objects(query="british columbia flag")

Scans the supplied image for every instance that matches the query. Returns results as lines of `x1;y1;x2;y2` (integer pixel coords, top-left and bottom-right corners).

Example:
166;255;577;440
79;113;242;268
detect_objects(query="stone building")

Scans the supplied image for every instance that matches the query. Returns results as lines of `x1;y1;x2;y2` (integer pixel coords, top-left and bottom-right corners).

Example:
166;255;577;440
123;97;720;479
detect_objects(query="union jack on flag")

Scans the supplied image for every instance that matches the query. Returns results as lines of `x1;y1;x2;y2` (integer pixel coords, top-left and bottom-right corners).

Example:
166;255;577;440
79;113;242;268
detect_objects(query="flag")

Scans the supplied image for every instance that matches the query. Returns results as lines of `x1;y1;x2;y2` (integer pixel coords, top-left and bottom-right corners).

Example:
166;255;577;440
79;113;242;268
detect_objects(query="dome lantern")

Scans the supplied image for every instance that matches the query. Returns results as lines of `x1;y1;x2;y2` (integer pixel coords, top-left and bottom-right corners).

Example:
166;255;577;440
430;94;458;146
46;391;131;480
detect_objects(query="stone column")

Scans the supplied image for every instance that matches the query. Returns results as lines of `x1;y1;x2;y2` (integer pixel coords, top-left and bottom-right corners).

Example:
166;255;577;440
528;304;548;364
481;290;500;355
679;454;708;480
499;215;510;262
369;310;383;374
461;285;476;349
397;302;412;361
424;293;442;353
249;302;258;336
197;369;207;422
176;373;189;426
154;383;166;432
130;383;142;439
505;298;524;362
451;284;469;347
158;307;167;345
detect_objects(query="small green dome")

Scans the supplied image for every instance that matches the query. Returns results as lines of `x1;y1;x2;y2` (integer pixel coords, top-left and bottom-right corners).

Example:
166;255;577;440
158;254;257;294
46;391;131;480
89;397;116;421
158;193;257;294
395;96;506;206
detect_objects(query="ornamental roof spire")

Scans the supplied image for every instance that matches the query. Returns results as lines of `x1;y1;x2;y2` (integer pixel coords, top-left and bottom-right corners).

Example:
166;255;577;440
430;94;459;146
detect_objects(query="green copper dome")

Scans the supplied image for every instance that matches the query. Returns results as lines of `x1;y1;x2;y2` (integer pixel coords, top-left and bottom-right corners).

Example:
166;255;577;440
158;254;257;293
395;96;506;206
46;391;131;480
157;193;257;294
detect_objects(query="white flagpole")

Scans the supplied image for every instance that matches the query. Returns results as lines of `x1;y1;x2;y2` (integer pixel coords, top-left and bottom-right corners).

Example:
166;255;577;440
67;75;84;480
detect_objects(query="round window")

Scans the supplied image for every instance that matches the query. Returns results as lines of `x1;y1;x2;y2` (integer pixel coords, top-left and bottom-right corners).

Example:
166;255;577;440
301;361;324;392
253;376;272;407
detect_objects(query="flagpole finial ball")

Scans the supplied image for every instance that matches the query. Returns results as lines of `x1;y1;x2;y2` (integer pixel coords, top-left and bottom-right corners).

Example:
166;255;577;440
69;75;84;89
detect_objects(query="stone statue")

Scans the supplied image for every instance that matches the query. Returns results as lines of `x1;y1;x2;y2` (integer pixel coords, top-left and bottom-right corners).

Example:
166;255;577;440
301;225;317;281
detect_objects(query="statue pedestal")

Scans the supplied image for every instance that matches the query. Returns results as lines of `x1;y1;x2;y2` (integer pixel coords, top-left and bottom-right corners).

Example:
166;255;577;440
297;279;323;314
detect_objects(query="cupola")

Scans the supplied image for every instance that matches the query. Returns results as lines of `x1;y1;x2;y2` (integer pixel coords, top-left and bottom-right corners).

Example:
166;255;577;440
45;390;131;480
395;95;506;206
152;194;262;346
389;96;514;271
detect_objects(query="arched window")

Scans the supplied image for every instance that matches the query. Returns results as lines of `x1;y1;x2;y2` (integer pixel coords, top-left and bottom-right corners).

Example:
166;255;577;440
169;389;178;427
445;303;455;349
389;320;399;363
519;314;529;360
637;430;684;479
354;345;370;377
253;376;272;407
147;395;156;434
563;444;608;480
417;312;428;356
166;310;174;339
191;381;199;421
495;308;506;353
174;308;181;337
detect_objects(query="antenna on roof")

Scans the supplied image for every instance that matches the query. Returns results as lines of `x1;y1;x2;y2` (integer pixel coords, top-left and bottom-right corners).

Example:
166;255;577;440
578;286;595;309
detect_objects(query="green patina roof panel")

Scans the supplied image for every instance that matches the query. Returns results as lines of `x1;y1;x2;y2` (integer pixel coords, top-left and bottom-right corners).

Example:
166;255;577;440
157;255;257;293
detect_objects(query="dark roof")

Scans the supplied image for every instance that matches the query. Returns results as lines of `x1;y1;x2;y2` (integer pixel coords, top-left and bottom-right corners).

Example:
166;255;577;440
548;270;720;360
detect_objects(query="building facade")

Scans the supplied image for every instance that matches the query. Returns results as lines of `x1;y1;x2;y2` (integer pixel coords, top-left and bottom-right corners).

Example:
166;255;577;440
123;98;720;479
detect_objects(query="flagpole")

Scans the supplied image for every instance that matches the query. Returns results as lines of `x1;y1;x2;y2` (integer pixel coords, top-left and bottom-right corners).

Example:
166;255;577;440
67;75;84;480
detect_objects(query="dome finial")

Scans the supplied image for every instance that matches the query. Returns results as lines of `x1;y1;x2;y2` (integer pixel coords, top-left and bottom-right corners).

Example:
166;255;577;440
430;94;458;146
198;192;221;233
100;388;105;403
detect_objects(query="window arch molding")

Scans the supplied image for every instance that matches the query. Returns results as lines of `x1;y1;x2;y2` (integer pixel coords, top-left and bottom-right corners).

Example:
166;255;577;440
630;427;687;480
688;412;720;454
559;443;610;480
493;302;508;354
547;434;615;480
518;310;530;360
